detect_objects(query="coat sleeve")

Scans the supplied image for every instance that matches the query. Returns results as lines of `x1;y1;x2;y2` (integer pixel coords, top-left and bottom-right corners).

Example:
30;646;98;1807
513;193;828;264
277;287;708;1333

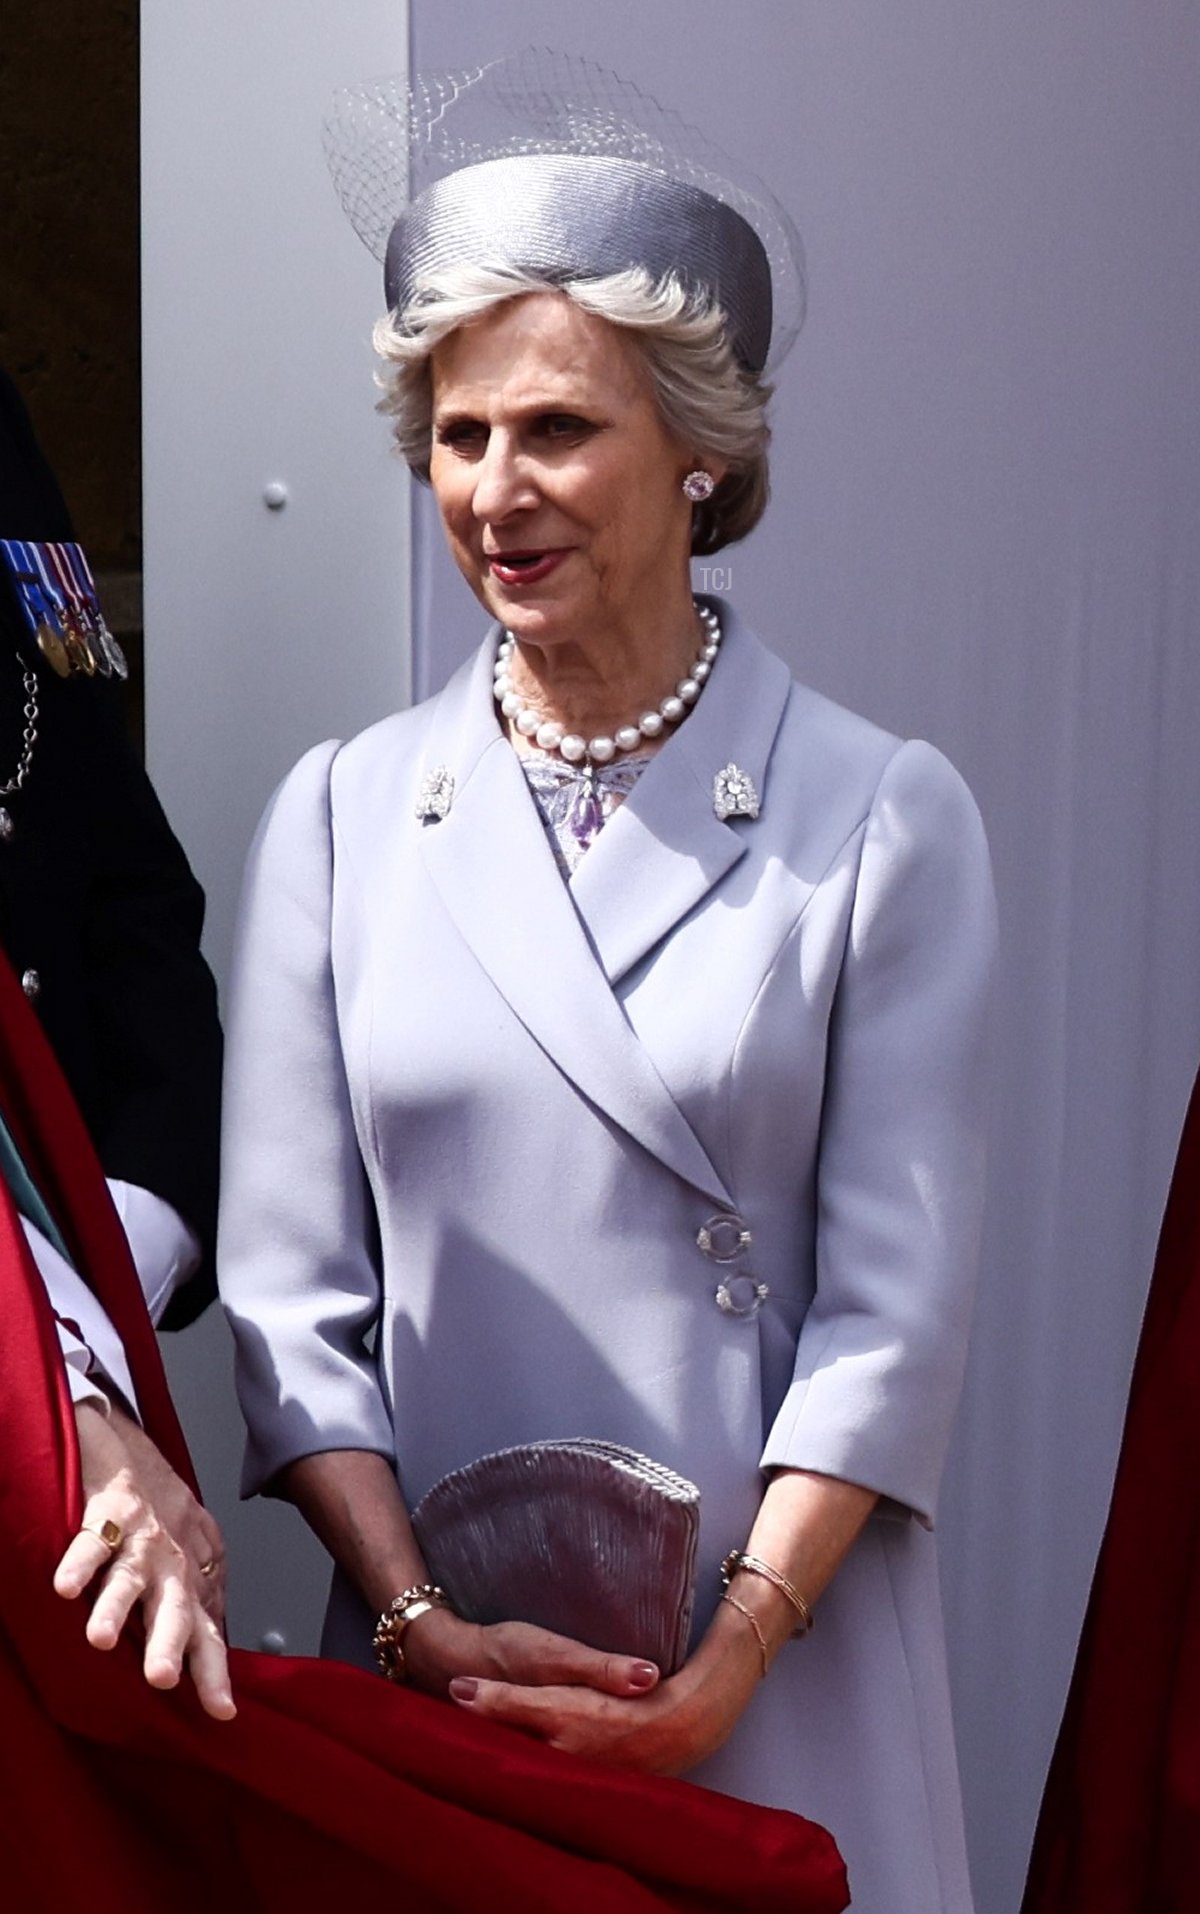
79;684;223;1328
759;738;997;1526
218;742;394;1496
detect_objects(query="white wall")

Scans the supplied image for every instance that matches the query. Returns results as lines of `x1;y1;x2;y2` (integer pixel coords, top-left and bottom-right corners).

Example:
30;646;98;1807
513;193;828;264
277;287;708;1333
141;0;411;1656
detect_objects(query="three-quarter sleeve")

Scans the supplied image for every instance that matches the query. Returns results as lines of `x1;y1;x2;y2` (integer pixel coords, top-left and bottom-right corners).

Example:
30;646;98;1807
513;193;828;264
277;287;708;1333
218;742;394;1496
759;738;997;1525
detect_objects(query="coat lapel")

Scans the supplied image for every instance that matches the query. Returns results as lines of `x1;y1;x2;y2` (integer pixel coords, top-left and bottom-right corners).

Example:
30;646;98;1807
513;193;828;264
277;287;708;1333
568;605;793;987
416;632;734;1207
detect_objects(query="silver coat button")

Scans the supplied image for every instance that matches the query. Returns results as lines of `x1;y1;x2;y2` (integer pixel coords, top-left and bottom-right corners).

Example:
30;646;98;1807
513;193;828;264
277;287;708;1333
21;967;40;1000
715;1274;770;1318
697;1214;752;1263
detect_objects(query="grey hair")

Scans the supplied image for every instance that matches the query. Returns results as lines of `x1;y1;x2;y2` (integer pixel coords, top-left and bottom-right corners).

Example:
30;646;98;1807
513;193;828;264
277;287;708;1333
372;263;772;554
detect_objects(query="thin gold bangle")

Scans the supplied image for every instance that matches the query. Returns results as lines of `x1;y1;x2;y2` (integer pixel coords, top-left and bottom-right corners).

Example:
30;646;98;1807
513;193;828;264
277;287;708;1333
721;1591;769;1679
721;1549;815;1636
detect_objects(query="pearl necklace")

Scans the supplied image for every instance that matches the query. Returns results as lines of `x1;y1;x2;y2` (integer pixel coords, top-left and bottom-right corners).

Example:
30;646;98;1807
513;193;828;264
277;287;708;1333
493;601;721;765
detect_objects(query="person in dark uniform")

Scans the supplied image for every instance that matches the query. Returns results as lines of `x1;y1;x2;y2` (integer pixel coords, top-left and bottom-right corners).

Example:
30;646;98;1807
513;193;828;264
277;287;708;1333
0;365;221;1341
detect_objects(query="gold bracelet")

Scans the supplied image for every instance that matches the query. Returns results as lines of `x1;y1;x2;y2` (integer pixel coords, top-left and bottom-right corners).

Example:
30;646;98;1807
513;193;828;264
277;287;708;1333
720;1549;815;1636
372;1583;453;1683
721;1592;769;1679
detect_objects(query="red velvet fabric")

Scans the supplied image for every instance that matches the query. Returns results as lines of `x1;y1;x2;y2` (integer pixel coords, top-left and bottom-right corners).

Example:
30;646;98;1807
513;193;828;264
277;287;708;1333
0;952;848;1914
1022;1068;1200;1912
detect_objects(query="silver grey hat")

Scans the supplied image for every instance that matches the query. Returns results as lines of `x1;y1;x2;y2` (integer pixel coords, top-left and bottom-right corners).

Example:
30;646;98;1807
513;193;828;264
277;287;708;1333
384;152;774;372
324;48;805;374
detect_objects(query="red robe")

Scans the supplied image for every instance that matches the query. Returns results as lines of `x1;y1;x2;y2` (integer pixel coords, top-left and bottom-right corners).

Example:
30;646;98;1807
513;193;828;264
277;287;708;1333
1022;1069;1200;1912
0;950;847;1914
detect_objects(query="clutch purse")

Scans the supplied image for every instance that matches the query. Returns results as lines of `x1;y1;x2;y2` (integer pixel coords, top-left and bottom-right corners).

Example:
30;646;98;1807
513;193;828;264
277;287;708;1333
410;1438;700;1675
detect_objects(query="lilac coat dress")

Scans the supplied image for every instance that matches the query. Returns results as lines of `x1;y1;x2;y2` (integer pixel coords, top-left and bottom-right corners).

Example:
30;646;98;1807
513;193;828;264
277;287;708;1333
219;601;996;1914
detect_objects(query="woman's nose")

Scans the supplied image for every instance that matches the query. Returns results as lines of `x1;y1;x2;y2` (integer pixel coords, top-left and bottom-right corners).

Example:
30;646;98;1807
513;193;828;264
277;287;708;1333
471;434;537;520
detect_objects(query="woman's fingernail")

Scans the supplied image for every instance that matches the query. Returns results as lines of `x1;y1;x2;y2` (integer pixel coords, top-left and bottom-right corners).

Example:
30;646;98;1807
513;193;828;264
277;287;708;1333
449;1677;479;1704
629;1662;658;1689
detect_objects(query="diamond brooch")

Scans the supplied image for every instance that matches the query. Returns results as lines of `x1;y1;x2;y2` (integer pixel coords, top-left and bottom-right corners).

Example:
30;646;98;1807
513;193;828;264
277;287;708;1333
415;766;455;821
713;763;760;822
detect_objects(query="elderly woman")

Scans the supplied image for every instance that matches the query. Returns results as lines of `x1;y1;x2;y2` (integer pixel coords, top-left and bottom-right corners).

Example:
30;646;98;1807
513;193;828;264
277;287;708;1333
219;69;995;1914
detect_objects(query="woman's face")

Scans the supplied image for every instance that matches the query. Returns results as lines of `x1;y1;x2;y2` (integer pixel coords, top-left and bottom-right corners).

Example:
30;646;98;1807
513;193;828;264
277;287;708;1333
429;293;705;652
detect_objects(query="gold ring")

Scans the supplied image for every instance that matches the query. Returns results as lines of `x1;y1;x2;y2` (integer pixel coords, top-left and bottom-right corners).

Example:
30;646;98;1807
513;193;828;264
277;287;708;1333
199;1559;218;1578
82;1518;123;1552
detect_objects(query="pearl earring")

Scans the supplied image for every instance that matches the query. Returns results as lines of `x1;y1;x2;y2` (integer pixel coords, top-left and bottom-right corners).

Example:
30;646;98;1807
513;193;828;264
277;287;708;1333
682;470;715;502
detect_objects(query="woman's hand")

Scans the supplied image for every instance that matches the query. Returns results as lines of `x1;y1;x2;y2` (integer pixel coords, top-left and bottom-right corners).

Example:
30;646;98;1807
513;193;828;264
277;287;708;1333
53;1401;236;1722
443;1594;767;1776
276;1449;656;1705
443;1471;883;1775
402;1604;661;1703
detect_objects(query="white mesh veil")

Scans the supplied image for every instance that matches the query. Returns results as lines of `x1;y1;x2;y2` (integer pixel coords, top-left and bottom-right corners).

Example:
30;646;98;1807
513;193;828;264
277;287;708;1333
323;47;806;370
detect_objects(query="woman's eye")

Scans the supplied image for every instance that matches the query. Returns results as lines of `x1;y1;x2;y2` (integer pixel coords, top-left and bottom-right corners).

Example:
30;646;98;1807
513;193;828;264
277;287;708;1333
539;414;592;441
436;421;487;452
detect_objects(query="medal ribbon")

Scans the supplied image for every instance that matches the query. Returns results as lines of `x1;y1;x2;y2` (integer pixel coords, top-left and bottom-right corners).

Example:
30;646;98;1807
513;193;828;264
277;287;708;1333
43;544;104;675
68;541;103;605
22;542;71;630
43;544;91;634
0;540;63;637
58;544;98;625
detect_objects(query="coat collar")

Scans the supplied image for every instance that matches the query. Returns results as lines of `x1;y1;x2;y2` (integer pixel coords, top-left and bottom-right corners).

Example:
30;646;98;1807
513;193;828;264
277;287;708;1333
414;600;791;1208
567;600;792;986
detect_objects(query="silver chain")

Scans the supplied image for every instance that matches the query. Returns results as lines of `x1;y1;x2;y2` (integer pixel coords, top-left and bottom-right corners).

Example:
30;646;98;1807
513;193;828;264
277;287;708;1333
1;651;40;796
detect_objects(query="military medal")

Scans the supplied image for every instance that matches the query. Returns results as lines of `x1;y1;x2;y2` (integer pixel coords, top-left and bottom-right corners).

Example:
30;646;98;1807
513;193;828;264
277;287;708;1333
65;621;96;674
57;542;113;677
45;544;101;675
97;617;127;680
0;542;73;678
21;542;85;676
69;542;128;679
1;538;127;682
3;541;62;675
35;618;71;678
1;537;125;683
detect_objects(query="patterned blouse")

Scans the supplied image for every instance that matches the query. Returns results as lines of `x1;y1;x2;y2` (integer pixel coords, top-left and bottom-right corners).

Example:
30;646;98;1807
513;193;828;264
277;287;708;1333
520;751;654;877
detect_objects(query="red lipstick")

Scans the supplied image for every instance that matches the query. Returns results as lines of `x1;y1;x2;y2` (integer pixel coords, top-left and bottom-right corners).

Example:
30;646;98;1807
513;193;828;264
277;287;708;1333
487;550;569;586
